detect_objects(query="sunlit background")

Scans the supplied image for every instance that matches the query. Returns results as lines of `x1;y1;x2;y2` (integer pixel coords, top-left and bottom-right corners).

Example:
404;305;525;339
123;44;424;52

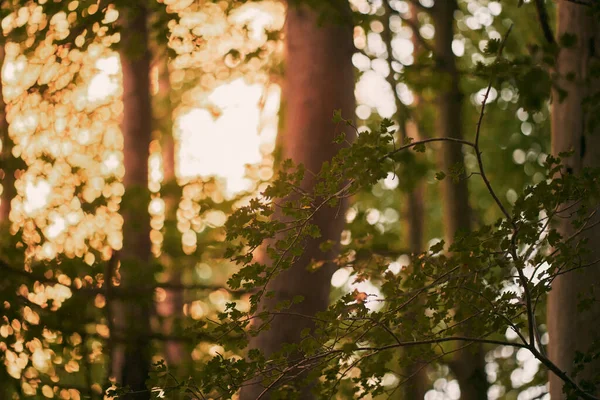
1;0;285;262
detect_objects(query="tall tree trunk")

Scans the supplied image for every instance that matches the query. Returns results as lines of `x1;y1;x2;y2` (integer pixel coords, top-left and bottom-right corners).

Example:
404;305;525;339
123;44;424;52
403;117;425;256
239;2;355;399
431;0;472;239
153;55;186;368
402;119;427;400
111;4;153;397
382;1;425;257
402;2;426;259
382;2;427;397
0;46;15;223
548;4;600;398
399;87;428;400
431;1;487;399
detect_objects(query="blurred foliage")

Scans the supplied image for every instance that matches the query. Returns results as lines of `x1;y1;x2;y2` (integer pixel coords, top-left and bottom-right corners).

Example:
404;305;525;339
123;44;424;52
0;0;282;398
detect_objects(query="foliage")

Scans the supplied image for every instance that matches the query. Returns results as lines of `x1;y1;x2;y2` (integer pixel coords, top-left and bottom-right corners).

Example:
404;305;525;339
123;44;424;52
178;113;599;398
134;17;600;399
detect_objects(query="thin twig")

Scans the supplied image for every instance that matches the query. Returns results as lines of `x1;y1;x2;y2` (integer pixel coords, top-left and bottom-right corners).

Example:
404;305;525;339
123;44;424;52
534;0;556;45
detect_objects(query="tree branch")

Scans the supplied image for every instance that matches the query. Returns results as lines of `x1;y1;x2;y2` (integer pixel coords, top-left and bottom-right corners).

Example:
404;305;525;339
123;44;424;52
564;0;594;6
533;0;556;45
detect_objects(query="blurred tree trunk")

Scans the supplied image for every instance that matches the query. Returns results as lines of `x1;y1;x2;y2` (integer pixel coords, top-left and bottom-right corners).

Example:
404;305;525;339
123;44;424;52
402;117;428;400
431;1;471;238
399;78;428;400
239;2;355;399
430;1;487;399
403;3;426;261
548;3;600;398
382;1;425;257
111;4;153;397
382;2;427;398
0;46;15;223
153;54;187;368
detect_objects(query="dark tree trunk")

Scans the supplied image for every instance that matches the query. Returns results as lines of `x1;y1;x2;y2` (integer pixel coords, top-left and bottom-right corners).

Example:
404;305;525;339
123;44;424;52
239;2;355;399
431;0;472;239
111;4;153;398
548;3;600;398
401;116;428;400
0;46;15;223
382;2;428;397
153;54;186;368
431;1;487;399
403;120;425;255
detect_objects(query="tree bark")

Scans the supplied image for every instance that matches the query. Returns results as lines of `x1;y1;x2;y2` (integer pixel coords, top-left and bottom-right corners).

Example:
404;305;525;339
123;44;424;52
382;2;428;397
431;0;472;240
403;120;425;255
153;54;187;368
548;3;600;398
431;1;487;399
401;121;428;400
0;46;15;223
111;4;153;397
239;2;355;399
382;1;425;258
403;2;426;259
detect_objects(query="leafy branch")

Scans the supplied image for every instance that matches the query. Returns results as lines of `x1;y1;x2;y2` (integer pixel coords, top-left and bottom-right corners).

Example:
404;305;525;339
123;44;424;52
171;23;600;400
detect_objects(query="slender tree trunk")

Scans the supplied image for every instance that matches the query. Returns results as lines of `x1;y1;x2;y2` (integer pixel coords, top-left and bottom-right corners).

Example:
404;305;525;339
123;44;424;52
431;0;472;239
0;46;15;223
382;3;428;397
403;120;425;255
153;55;186;368
401;117;428;400
239;2;355;399
382;2;426;256
548;4;600;398
403;2;426;259
400;89;428;400
111;4;153;397
431;2;487;399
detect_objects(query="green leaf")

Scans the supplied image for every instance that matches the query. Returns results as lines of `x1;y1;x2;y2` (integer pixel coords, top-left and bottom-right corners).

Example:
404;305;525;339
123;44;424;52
332;109;343;123
484;39;501;55
430;240;445;254
319;240;335;252
560;33;577;48
413;142;426;153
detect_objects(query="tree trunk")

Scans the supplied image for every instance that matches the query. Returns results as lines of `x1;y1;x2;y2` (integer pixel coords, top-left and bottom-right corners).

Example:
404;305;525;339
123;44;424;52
403;2;426;259
382;2;428;397
0;46;15;223
239;2;355;399
548;3;600;398
111;4;153;397
401;119;428;400
431;0;472;240
403;119;425;255
402;115;428;400
153;54;187;368
431;1;487;399
382;2;426;258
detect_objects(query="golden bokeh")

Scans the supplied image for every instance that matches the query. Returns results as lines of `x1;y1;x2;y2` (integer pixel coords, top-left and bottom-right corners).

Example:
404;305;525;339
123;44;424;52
0;0;283;397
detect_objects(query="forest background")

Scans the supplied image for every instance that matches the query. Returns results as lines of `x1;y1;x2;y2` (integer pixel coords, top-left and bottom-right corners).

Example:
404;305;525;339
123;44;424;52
0;0;599;399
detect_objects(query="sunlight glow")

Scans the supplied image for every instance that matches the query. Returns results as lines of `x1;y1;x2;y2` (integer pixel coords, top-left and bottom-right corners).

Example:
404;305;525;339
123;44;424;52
45;215;66;239
177;78;280;196
0;2;285;395
88;73;119;102
88;54;120;102
23;180;51;214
